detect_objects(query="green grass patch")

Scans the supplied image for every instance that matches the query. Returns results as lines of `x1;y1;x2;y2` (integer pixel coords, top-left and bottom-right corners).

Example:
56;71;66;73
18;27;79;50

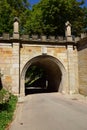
0;94;18;130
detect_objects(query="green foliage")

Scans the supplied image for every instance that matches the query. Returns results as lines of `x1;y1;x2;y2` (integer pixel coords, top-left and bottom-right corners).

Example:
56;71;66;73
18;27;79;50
0;0;87;36
0;94;17;130
0;70;3;90
24;4;43;34
83;7;87;30
25;66;45;86
24;0;87;36
0;0;30;35
0;89;9;104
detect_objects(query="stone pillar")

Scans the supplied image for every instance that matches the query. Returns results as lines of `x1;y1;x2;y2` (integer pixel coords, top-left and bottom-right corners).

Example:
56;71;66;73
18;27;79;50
13;17;19;39
12;17;20;96
12;43;20;96
67;45;79;94
65;21;72;41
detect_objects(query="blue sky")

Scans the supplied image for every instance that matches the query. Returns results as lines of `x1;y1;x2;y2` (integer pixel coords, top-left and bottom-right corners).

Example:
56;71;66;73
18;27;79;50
29;0;87;6
29;0;40;6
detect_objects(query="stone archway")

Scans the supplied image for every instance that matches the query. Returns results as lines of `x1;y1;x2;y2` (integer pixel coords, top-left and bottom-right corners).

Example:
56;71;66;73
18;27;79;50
20;55;66;96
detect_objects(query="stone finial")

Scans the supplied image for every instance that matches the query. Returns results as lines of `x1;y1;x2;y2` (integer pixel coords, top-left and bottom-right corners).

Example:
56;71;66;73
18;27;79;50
13;17;19;33
65;21;71;36
13;17;19;39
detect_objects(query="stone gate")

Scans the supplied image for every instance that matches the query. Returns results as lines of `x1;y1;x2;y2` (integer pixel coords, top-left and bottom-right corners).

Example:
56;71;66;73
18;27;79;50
0;18;87;96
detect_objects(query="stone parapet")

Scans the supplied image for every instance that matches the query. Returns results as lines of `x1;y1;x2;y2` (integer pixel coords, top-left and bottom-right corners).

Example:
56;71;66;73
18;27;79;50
0;34;77;45
81;33;87;39
0;33;86;45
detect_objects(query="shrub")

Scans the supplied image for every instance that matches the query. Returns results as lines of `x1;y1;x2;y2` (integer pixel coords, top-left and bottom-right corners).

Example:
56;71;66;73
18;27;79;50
0;94;18;130
0;89;10;104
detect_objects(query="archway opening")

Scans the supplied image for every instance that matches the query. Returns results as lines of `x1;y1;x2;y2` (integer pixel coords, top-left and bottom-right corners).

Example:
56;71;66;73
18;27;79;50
25;65;47;95
24;55;62;95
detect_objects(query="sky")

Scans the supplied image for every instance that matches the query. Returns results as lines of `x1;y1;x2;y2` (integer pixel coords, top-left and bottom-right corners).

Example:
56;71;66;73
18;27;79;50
29;0;87;6
29;0;40;6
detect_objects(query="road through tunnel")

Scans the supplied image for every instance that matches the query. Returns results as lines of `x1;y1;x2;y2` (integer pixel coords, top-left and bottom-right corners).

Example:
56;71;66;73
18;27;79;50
21;55;65;96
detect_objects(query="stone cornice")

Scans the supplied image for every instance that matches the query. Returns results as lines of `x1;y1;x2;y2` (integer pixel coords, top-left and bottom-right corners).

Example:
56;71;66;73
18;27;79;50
0;35;76;46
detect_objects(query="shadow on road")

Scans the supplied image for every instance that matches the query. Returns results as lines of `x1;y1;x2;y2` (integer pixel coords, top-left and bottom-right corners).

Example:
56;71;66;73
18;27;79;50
25;87;54;95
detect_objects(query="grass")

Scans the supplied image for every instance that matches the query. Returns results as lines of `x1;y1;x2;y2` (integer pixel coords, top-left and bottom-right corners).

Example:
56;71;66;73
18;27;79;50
0;94;18;130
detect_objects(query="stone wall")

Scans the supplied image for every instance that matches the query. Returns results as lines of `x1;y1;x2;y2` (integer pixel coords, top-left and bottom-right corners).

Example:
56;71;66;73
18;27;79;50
0;44;13;92
0;39;79;96
78;38;87;95
20;45;67;72
20;44;68;95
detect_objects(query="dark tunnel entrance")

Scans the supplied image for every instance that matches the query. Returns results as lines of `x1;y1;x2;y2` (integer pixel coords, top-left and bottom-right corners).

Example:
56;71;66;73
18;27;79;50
25;55;62;95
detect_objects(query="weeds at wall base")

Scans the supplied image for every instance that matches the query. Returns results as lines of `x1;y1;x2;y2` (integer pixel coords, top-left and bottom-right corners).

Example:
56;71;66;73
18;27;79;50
0;92;18;130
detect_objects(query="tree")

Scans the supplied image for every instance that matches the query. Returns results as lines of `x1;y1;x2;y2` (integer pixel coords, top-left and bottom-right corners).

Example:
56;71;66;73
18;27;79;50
0;0;87;36
82;7;87;32
24;4;43;35
24;0;87;36
25;66;45;87
0;1;11;34
0;0;30;35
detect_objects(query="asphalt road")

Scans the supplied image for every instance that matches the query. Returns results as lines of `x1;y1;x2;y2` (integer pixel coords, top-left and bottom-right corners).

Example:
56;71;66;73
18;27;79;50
9;93;87;130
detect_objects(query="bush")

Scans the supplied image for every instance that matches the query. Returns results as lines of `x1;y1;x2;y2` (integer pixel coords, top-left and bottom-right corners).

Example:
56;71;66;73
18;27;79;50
0;94;18;130
0;89;10;104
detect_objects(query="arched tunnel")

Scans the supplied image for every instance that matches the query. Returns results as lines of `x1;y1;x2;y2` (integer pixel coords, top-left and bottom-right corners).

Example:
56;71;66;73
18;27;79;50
24;55;63;95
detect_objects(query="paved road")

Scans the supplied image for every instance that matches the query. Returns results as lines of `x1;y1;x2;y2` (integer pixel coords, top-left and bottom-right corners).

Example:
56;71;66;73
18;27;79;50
9;93;87;130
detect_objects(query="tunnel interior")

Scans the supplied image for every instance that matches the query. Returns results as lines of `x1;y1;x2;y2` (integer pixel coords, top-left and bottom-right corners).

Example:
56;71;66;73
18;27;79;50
25;56;62;95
